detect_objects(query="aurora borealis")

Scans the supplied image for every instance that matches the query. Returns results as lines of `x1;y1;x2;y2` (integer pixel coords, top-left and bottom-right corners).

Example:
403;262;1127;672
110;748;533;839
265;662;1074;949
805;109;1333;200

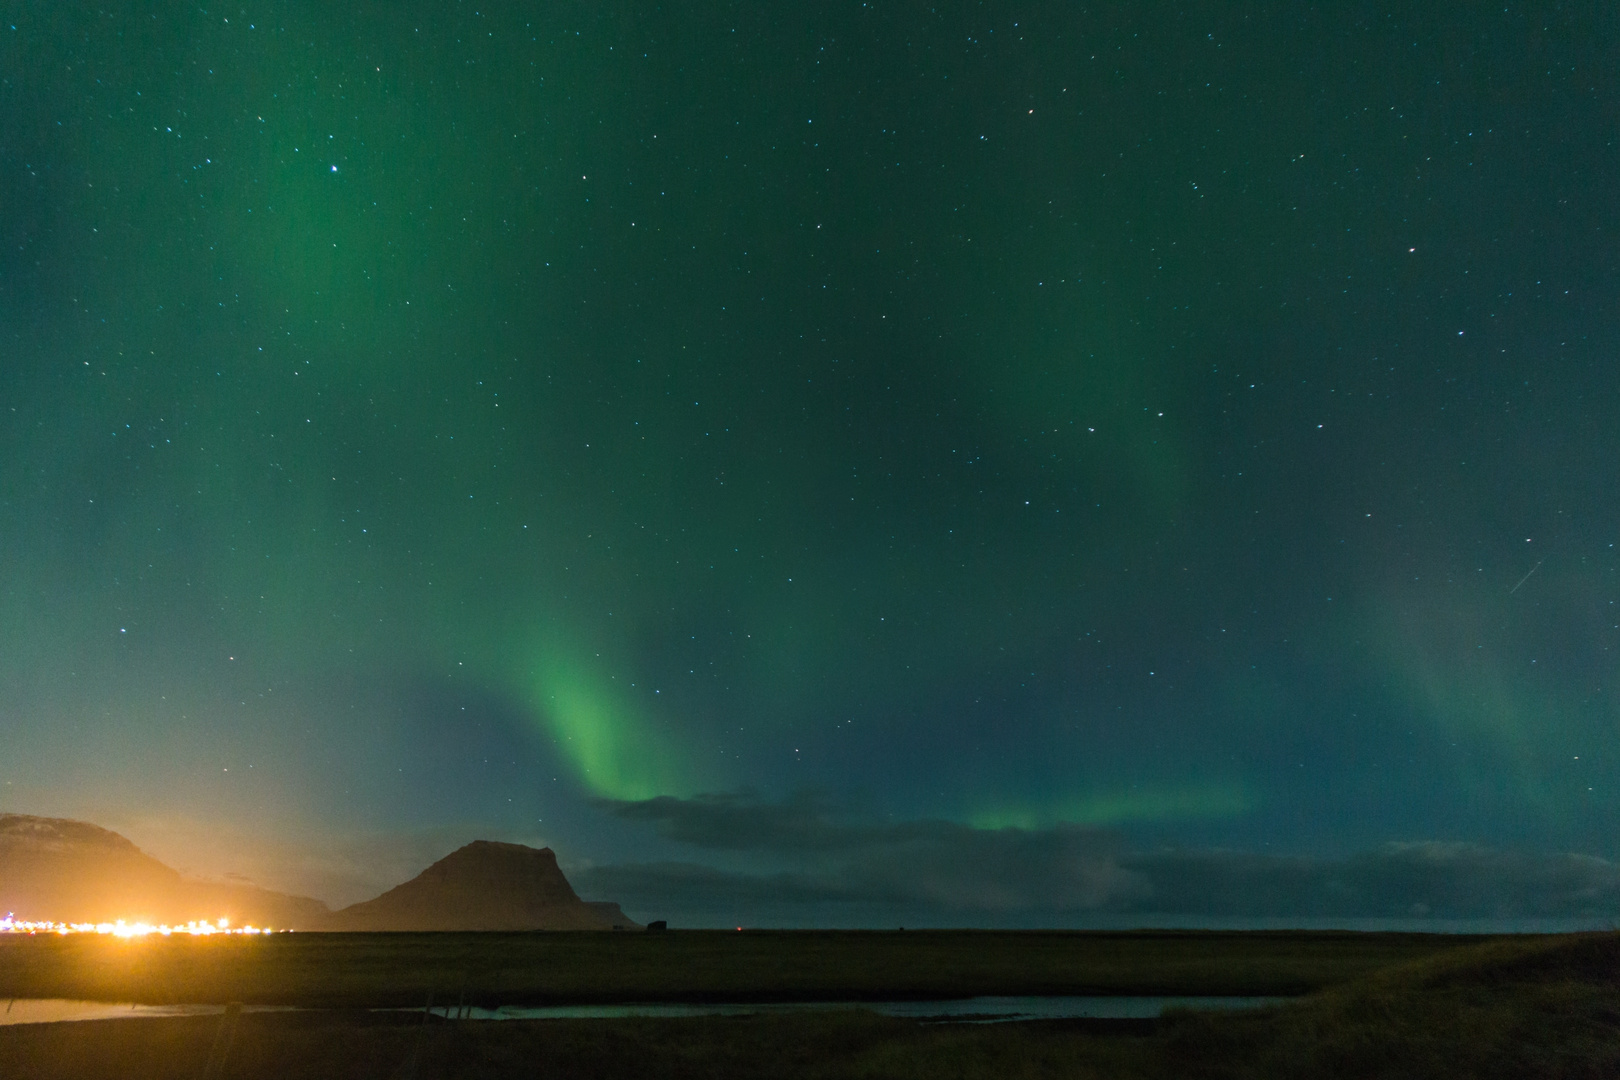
3;3;1618;925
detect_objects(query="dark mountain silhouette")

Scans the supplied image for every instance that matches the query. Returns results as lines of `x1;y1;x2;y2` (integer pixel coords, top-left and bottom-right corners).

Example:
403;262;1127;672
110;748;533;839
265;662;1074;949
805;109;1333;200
0;816;640;931
320;840;641;931
0;814;329;928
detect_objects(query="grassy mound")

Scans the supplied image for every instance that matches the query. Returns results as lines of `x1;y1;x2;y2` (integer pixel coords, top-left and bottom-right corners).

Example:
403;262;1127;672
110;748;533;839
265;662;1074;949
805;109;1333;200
1160;932;1620;1079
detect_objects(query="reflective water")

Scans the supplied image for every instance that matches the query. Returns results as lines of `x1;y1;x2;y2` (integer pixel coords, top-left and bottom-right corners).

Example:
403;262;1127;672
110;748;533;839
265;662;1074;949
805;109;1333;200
2;995;1282;1026
0;1000;294;1025
421;995;1283;1023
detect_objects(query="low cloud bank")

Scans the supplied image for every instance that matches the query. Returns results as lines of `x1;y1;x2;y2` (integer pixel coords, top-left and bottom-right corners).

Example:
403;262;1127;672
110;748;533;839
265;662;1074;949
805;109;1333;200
578;794;1620;926
1128;843;1620;920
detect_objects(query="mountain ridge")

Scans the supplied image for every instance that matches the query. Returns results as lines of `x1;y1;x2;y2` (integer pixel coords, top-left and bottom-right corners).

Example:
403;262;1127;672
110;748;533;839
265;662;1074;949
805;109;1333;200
0;813;330;928
320;839;640;931
0;814;639;931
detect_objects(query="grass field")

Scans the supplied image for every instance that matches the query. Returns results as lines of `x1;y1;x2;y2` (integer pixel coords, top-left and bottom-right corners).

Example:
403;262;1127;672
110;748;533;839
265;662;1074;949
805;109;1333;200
1155;931;1620;1079
1;933;1616;1079
0;929;1492;1007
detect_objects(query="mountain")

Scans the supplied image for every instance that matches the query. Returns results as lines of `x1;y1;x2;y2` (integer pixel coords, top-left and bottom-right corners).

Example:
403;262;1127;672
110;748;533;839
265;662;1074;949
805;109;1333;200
320;840;642;931
0;814;330;928
0;816;641;932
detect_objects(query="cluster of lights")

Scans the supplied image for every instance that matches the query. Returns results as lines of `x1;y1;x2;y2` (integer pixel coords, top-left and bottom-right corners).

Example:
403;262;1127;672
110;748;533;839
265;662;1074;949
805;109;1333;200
1;914;275;937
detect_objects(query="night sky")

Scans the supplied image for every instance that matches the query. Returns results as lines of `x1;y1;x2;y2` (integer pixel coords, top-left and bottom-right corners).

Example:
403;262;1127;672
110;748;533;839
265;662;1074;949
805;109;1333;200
3;3;1618;926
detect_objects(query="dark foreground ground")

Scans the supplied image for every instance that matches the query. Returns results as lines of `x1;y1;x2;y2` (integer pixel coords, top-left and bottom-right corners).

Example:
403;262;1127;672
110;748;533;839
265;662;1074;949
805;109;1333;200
0;928;1488;1006
3;933;1618;1079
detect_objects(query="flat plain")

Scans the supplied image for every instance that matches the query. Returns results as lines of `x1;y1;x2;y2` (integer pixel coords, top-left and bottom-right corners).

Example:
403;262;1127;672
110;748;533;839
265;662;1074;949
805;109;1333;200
0;928;1489;1007
4;931;1617;1078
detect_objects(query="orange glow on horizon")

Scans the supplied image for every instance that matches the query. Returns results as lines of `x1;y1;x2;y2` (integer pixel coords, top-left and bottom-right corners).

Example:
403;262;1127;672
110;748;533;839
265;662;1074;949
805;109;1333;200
1;913;279;936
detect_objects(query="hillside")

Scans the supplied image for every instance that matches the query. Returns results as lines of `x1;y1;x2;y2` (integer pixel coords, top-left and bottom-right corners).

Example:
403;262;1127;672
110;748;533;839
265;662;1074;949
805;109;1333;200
0;814;328;929
320;840;641;931
1;817;639;933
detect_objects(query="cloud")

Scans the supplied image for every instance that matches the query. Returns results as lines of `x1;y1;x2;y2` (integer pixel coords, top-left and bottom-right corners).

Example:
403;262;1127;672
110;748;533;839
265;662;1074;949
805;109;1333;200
588;794;1620;925
576;862;851;908
594;792;1149;914
598;790;881;852
1130;841;1620;920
